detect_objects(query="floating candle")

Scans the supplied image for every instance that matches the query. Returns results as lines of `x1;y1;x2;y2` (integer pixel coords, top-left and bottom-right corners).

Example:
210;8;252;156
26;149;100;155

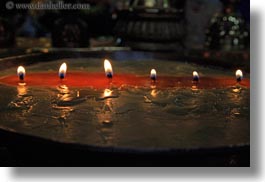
59;63;67;79
17;66;25;81
104;59;113;79
235;69;243;82
150;69;157;81
193;71;199;82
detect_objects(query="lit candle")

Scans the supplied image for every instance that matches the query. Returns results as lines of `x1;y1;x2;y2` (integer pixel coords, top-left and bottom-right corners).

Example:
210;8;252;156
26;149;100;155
235;69;243;82
150;69;157;81
193;71;199;82
17;66;26;81
59;63;67;79
104;59;113;79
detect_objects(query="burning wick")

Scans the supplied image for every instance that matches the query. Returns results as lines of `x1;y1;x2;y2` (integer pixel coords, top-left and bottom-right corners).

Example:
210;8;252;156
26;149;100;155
17;66;25;81
235;69;243;82
59;62;67;79
104;59;113;79
192;71;199;82
150;69;157;81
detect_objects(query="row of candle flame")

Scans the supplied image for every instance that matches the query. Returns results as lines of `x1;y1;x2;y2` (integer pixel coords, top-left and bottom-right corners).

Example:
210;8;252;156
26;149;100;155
17;59;244;82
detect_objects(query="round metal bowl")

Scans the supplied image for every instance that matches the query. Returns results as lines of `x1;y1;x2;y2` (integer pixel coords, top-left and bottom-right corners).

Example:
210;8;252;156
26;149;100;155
0;48;250;166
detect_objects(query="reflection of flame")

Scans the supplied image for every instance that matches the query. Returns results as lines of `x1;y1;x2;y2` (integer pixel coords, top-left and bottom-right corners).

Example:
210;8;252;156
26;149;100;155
151;89;157;97
104;59;113;78
235;69;243;81
57;85;71;101
191;85;199;91
17;85;27;96
103;89;113;97
150;69;157;80
17;66;26;80
55;84;73;126
193;71;199;81
59;62;67;79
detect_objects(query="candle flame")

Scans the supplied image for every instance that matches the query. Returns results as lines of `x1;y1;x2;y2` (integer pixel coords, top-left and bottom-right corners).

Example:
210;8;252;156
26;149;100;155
17;66;26;80
104;59;113;78
150;69;157;80
193;71;199;81
235;69;243;81
59;62;67;79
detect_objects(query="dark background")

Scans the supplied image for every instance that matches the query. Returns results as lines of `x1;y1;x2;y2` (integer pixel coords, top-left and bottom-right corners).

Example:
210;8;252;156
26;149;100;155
0;0;250;50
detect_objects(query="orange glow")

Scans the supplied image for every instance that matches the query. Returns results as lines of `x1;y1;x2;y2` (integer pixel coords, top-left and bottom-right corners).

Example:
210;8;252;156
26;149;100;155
17;85;27;96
